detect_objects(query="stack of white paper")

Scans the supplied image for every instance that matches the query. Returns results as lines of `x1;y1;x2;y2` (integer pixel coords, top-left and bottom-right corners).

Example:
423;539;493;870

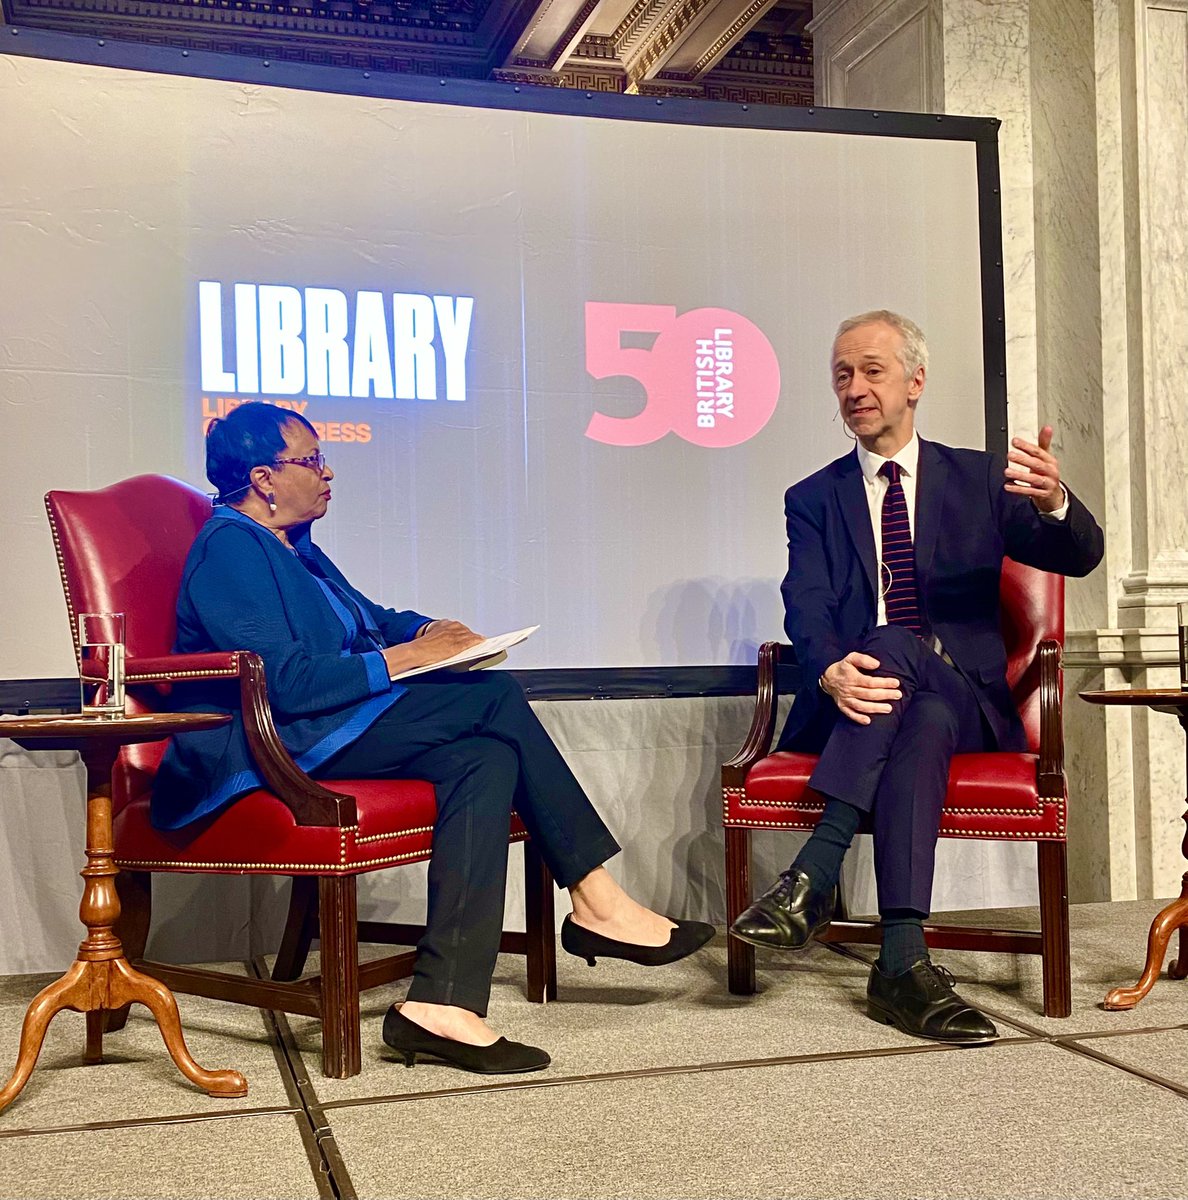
389;625;539;681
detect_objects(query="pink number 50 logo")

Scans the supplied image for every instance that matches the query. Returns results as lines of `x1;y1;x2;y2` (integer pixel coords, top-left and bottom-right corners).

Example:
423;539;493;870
584;302;780;448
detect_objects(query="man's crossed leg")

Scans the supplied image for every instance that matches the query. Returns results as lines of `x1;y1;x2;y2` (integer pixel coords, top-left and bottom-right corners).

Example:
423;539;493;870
730;625;998;1044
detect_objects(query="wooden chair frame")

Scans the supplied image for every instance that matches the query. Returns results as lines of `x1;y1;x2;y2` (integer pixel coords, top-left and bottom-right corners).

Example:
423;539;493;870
723;639;1071;1018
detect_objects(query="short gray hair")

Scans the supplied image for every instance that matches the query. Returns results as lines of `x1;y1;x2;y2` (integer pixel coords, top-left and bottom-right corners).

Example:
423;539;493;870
834;310;929;379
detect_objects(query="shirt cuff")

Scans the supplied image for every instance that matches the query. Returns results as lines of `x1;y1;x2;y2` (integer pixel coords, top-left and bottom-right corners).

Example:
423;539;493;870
1038;485;1070;522
362;650;392;695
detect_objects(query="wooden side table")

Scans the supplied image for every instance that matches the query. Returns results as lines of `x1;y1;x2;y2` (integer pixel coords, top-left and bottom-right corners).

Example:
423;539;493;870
1079;689;1188;1009
0;712;247;1113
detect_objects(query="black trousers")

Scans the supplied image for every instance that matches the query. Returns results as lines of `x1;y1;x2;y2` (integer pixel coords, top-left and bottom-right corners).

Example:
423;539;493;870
808;625;990;914
317;671;620;1015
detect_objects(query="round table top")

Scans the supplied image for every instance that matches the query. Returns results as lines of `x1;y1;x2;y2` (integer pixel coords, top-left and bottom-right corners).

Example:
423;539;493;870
0;711;230;748
1080;688;1188;713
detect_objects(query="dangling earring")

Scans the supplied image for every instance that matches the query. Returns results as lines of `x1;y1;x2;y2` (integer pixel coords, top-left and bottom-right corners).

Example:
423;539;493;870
267;493;277;514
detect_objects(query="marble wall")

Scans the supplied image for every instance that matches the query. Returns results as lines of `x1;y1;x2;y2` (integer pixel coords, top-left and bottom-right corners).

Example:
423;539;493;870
809;0;1188;902
809;0;945;111
1059;0;1188;903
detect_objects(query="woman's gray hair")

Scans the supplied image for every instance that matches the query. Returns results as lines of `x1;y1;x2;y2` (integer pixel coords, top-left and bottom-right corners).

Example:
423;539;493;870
835;310;929;378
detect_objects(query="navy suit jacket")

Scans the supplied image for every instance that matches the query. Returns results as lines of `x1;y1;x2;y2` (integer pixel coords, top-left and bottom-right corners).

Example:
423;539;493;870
775;438;1104;755
152;508;431;830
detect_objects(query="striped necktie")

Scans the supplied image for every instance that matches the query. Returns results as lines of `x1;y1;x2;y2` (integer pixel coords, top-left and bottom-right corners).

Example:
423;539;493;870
878;461;923;635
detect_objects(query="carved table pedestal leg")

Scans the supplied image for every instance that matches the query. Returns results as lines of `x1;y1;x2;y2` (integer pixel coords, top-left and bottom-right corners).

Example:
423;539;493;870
0;743;246;1113
1103;714;1188;1010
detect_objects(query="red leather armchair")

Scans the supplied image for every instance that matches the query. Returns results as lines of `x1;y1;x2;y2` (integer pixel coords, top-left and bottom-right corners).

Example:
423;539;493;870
45;475;556;1078
723;558;1072;1017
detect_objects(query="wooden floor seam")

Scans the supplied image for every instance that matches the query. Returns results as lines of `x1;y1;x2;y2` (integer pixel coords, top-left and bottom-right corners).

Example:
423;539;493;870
3;1018;1183;1143
300;1008;1188;1115
307;1034;1047;1112
1052;1034;1188;1102
3;942;1186;1158
253;957;358;1200
0;1103;300;1141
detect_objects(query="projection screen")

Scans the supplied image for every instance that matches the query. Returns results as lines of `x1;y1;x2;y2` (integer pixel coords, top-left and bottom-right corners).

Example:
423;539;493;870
0;43;1003;687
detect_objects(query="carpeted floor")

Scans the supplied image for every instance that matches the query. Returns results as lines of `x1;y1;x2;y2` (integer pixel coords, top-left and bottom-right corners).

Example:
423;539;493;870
0;899;1185;1199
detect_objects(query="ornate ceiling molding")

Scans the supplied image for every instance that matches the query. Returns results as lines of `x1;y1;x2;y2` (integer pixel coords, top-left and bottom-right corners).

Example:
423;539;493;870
1;0;812;101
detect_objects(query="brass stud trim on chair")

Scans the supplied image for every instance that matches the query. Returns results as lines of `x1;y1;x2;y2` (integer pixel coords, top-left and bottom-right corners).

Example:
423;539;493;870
44;499;81;667
354;824;435;844
719;817;1066;839
115;848;444;872
722;788;1065;838
355;811;528;845
726;794;1060;816
126;668;240;682
114;831;531;873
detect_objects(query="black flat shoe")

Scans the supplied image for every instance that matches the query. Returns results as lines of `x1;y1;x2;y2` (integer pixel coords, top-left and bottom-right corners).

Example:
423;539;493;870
866;960;998;1045
561;914;715;966
728;868;835;951
381;1008;551;1074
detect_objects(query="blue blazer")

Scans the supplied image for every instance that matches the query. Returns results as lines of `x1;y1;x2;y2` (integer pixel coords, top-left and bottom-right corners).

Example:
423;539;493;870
152;509;430;829
776;439;1104;755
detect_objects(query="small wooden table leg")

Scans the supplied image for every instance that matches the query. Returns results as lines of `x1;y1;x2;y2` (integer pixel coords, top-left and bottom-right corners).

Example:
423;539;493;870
1080;699;1188;1011
1103;895;1188;1010
0;740;246;1113
107;959;245;1097
0;962;92;1112
84;1011;105;1065
1172;784;1188;983
1168;871;1188;981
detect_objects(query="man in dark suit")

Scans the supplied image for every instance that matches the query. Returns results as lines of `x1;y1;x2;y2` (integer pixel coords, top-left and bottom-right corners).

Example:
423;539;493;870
730;310;1103;1043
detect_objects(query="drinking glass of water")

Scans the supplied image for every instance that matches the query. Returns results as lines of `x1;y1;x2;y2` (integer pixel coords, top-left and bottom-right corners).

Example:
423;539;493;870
78;612;126;715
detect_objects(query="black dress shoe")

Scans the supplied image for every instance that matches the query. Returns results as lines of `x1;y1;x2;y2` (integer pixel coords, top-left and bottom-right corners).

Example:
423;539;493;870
867;960;998;1045
728;868;834;951
560;914;715;966
382;1008;551;1074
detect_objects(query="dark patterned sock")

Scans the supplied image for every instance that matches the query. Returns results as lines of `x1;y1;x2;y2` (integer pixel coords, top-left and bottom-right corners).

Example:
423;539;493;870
789;798;862;894
877;909;928;975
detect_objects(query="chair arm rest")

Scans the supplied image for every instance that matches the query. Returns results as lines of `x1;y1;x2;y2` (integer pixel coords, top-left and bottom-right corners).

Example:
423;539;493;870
236;653;358;828
125;652;245;682
723;642;788;780
1037;639;1065;798
128;651;357;828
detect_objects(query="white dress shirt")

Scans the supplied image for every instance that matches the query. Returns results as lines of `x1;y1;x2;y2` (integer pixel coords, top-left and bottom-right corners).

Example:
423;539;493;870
854;432;1069;628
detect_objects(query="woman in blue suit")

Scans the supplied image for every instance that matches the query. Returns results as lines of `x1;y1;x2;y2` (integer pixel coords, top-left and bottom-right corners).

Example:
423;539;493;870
156;402;712;1074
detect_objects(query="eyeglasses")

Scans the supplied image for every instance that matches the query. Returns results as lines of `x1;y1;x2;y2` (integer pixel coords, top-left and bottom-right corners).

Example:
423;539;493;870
274;452;327;474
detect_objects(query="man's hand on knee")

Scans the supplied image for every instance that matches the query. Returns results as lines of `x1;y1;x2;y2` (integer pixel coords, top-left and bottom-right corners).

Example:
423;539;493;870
820;653;903;725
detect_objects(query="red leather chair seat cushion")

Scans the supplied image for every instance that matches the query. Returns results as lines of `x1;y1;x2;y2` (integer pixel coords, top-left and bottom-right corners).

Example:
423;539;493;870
726;751;1064;841
114;777;528;876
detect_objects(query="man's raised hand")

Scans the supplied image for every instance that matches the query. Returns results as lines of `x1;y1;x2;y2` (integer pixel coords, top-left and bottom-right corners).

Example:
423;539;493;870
1005;425;1066;514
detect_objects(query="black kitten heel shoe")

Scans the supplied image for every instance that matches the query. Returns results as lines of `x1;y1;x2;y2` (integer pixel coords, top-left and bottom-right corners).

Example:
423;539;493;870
560;914;715;967
382;1008;551;1074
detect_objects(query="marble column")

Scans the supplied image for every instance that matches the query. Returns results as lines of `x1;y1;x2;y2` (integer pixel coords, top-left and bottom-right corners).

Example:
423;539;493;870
809;0;1188;902
1074;0;1188;902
